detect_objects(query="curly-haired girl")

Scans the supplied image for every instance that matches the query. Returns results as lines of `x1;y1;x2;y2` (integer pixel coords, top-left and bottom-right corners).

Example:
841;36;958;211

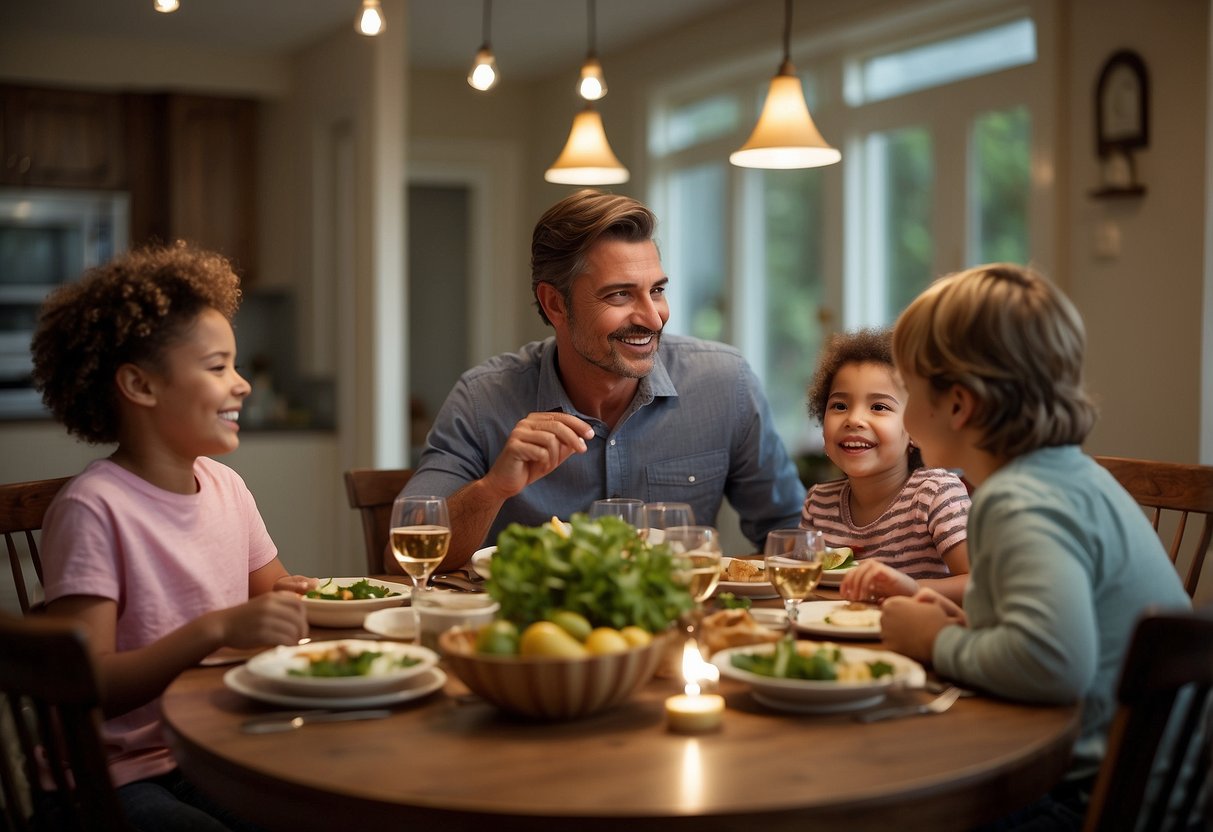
801;327;970;604
31;243;314;830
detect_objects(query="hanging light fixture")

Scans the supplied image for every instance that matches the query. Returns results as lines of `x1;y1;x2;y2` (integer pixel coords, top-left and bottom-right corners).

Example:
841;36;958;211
467;0;499;91
153;0;179;12
576;0;607;101
355;0;386;37
730;0;840;169
545;0;628;185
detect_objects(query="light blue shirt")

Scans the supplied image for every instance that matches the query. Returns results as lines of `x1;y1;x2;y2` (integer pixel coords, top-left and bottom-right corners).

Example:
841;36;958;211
405;335;806;549
933;445;1191;776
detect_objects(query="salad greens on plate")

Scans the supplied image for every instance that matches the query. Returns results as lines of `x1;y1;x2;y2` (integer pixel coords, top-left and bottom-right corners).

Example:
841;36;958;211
731;637;894;681
486;514;693;632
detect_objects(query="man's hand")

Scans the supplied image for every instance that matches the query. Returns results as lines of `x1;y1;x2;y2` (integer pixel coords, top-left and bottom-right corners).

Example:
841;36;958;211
481;412;595;499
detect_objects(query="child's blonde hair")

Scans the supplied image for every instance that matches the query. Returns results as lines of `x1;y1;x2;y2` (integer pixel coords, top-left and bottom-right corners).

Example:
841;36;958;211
31;243;241;444
892;263;1097;459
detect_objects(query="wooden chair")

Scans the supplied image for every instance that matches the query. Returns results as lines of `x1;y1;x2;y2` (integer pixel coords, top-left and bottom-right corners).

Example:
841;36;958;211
1095;455;1213;597
0;613;126;831
1082;605;1213;831
343;468;413;574
1;477;72;615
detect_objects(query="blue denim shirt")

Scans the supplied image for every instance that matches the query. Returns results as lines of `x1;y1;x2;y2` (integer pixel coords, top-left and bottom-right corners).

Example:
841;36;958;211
405;335;806;549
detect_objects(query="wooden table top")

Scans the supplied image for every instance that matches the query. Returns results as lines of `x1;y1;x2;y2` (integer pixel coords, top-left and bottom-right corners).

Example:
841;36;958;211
162;589;1080;832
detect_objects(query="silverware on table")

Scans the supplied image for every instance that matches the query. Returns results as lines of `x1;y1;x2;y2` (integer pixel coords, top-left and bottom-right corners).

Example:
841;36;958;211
240;708;393;734
429;574;486;593
853;685;964;723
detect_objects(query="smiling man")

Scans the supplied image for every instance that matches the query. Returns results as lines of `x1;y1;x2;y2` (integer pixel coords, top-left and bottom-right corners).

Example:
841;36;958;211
400;189;805;571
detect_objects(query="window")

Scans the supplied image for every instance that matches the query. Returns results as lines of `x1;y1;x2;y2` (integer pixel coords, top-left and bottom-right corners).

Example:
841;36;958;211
650;1;1053;454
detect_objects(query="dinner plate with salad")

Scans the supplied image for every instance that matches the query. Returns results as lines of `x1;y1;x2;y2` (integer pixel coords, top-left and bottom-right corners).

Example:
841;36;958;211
301;577;411;628
712;639;924;713
245;639;438;697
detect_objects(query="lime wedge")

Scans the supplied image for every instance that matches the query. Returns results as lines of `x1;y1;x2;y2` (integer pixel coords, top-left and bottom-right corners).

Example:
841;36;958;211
823;547;854;570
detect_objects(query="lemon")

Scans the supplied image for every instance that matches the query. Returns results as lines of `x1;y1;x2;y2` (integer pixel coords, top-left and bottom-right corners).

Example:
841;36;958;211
475;620;519;655
823;547;854;570
619;626;652;648
519;621;589;658
584;627;630;656
548;610;592;642
549;516;570;538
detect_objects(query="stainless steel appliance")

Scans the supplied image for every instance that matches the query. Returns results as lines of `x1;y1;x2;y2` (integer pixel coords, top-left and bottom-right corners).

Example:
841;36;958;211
0;188;129;418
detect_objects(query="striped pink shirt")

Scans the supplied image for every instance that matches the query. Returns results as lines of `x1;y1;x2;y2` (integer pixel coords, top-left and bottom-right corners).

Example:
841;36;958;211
799;468;970;579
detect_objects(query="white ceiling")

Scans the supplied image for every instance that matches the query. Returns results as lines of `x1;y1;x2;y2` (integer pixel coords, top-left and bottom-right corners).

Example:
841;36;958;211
1;0;746;79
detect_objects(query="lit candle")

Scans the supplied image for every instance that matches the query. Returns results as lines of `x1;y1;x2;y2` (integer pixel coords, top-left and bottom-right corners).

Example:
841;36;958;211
665;638;725;734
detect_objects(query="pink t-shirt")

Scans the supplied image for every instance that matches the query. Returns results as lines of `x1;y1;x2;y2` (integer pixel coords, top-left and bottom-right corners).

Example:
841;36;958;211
40;457;277;788
800;467;970;579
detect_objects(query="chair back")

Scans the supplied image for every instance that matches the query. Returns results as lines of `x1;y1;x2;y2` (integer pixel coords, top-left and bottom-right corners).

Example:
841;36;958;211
1;478;72;615
1095;455;1213;597
1082;605;1213;831
343;469;413;574
0;613;125;831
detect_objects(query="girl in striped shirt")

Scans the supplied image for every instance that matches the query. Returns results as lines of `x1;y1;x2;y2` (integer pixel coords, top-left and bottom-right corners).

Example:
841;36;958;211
800;329;970;603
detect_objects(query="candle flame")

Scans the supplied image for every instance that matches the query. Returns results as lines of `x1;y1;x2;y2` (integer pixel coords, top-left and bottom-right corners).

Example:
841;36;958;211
681;638;719;696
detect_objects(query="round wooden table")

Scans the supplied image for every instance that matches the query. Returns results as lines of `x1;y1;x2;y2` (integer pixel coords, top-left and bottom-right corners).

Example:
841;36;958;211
162;617;1079;831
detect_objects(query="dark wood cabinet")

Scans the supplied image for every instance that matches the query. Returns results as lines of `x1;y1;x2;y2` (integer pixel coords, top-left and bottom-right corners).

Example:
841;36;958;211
0;85;126;189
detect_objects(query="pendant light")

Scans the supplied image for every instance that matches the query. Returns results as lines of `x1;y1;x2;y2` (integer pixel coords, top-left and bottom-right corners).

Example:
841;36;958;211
545;0;629;184
356;0;386;37
467;0;499;91
153;0;179;12
730;0;840;169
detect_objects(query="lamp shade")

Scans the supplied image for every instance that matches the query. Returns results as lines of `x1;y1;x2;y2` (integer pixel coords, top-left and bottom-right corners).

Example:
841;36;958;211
730;70;840;169
544;106;630;185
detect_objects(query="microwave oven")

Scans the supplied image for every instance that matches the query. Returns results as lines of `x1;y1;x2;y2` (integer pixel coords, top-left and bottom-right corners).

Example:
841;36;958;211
0;188;129;418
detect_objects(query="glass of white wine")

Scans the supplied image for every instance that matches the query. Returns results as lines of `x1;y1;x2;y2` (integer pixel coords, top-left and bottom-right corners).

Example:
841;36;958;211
764;528;827;632
389;495;451;596
665;525;723;636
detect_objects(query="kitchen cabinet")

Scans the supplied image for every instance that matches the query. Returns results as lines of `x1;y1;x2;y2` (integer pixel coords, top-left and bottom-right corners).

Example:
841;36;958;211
127;93;258;280
0;85;126;189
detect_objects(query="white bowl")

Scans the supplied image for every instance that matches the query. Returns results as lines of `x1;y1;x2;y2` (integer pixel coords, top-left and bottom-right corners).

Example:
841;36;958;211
301;577;411;628
712;640;924;713
246;639;438;697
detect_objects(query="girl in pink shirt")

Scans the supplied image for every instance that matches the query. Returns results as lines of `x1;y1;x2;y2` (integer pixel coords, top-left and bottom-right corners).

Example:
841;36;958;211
31;243;314;831
800;328;971;603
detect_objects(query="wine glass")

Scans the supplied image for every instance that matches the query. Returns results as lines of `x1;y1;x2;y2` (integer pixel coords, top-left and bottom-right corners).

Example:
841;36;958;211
642;502;694;543
764;528;827;632
389;495;451;596
589;498;647;530
665;525;723;637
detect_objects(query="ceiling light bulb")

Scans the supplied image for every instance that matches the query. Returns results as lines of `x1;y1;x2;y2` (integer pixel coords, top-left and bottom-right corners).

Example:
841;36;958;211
356;0;386;36
153;0;179;12
468;47;499;91
577;57;607;101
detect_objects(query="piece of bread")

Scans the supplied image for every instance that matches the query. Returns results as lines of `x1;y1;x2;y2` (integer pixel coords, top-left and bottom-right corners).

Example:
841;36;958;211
724;558;764;582
701;608;782;655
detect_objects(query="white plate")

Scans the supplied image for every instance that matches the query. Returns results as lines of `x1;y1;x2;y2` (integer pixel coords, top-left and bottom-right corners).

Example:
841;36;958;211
712;641;924;713
817;565;858;587
470;546;495;580
225;665;447;710
245;639;438;696
363;607;418;640
794;600;882;639
714;557;779;599
302;578;411;628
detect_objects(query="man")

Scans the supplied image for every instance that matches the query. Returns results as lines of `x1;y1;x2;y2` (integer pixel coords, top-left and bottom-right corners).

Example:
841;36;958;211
400;189;805;571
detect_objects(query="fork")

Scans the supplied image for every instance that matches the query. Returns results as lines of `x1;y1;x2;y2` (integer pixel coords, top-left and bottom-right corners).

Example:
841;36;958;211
853;685;964;723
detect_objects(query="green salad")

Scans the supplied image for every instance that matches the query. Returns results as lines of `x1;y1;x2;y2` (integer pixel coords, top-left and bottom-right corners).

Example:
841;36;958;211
486;514;693;632
305;578;400;601
731;637;894;682
288;646;419;678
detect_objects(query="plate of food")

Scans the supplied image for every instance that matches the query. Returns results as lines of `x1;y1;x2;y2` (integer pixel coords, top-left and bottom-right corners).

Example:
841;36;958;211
470;546;495;580
225;665;446;709
816;547;857;587
245;639;438;697
301;577;411;628
794;600;882;639
712;639;924;713
714;557;779;599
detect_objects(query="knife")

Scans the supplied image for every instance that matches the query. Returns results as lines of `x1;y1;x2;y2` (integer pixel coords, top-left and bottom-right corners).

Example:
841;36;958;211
240;708;393;734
